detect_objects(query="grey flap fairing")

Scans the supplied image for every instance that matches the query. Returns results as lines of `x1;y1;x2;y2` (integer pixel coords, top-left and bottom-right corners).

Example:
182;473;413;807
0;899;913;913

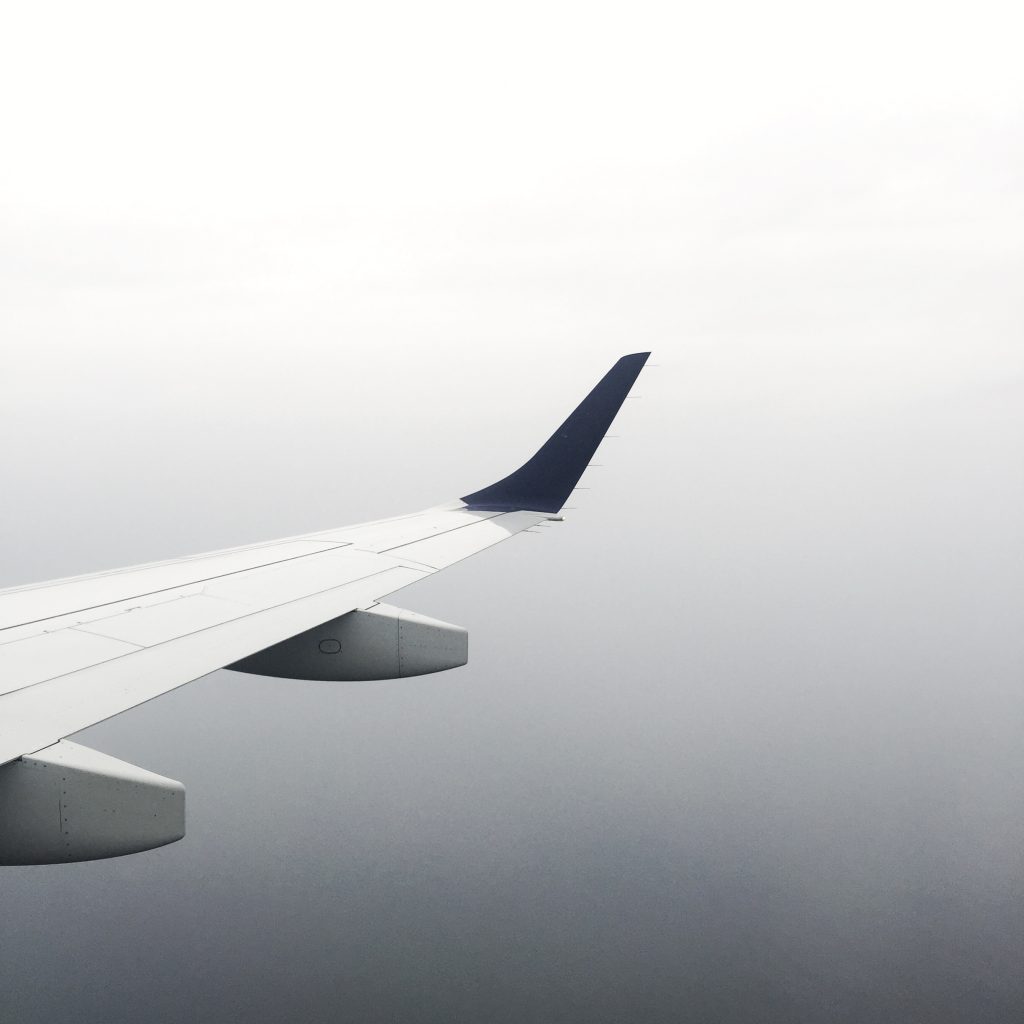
227;603;468;681
0;741;184;865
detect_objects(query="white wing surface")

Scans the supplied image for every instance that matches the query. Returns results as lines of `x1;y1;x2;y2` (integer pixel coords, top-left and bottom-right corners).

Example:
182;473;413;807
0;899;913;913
0;353;649;863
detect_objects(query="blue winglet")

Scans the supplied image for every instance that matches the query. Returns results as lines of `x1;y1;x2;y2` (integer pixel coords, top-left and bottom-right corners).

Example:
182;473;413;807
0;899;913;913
461;352;650;514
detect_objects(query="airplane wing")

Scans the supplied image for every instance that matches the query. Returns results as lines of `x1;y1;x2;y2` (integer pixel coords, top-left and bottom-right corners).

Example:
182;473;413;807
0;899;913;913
0;352;649;864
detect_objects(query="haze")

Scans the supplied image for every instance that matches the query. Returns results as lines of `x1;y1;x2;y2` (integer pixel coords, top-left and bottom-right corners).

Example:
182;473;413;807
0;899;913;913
1;1;1022;1020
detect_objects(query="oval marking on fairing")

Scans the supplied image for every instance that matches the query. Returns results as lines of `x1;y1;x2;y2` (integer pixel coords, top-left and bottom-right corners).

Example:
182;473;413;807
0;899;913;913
318;639;342;654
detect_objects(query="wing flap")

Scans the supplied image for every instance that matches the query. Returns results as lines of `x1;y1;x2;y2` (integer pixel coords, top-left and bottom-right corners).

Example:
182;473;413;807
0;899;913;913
0;629;140;698
0;539;342;632
312;508;507;552
202;548;391;606
383;511;547;568
75;594;249;647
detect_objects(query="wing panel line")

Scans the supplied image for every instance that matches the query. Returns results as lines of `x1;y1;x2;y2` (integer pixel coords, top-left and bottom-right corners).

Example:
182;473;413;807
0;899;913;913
0;542;353;634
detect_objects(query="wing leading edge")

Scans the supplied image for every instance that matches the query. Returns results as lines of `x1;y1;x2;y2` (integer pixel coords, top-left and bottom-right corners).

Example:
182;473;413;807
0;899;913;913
0;353;649;862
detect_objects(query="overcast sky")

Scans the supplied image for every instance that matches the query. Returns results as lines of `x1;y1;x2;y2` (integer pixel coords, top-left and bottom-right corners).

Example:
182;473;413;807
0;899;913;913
1;2;1022;1022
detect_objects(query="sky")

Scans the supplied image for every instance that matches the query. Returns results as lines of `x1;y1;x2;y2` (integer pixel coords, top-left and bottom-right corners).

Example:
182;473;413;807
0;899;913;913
1;1;1022;1021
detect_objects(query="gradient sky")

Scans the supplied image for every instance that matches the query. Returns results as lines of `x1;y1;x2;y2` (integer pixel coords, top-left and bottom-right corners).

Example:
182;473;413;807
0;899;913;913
1;2;1023;1021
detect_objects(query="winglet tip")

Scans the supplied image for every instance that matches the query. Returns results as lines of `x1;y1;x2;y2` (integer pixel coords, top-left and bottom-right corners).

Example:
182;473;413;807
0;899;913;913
460;351;650;514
